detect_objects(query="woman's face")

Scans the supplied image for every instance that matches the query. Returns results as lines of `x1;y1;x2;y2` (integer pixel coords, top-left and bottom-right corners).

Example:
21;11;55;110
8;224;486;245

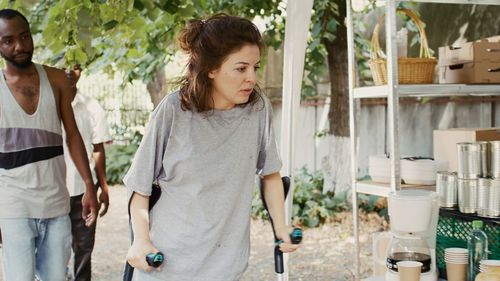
208;44;260;110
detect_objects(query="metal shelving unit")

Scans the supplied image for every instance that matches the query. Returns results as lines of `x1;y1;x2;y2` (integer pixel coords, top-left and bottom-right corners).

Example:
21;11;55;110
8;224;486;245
345;0;500;280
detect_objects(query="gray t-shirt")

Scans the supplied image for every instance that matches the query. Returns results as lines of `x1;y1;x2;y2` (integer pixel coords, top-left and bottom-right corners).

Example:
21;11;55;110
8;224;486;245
123;92;281;281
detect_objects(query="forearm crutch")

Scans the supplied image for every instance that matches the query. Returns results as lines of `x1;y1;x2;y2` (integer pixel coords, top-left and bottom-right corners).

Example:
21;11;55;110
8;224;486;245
259;176;303;280
123;185;163;281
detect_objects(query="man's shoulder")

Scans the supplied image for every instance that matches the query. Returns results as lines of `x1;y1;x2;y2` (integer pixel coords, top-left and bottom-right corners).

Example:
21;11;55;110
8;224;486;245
42;64;67;91
42;64;65;77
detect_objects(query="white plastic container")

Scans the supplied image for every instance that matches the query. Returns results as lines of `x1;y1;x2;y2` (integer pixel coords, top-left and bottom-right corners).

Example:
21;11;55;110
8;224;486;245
401;158;449;185
388;190;435;233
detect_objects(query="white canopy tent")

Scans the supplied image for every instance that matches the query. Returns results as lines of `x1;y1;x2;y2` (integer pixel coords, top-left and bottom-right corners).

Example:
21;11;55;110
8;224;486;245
279;0;314;280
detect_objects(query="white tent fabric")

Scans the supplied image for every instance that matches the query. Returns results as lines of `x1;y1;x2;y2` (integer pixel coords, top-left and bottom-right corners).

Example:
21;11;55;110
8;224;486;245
279;0;314;280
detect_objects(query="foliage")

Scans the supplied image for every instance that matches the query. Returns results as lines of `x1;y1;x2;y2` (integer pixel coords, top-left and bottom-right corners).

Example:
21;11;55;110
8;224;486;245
252;167;349;228
105;131;142;184
2;0;361;100
252;167;388;228
3;0;397;137
356;175;388;219
314;129;329;139
105;143;137;184
359;194;388;220
3;0;284;87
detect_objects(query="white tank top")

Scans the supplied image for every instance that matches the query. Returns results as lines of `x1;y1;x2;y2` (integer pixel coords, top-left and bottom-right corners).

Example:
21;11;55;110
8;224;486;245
0;63;69;219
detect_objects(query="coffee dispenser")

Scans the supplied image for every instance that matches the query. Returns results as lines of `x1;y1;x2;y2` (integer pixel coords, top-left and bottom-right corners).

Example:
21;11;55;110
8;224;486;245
386;190;439;281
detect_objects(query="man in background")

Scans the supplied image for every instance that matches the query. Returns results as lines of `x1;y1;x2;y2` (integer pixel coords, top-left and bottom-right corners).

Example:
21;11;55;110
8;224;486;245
64;64;112;281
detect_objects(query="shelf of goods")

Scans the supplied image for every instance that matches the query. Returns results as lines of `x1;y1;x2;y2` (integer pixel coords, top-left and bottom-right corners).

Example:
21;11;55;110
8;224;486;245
353;84;500;99
346;0;500;280
356;180;436;198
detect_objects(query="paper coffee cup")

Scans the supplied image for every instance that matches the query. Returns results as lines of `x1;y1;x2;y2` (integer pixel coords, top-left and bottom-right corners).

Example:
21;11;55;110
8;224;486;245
446;262;467;281
397;261;422;281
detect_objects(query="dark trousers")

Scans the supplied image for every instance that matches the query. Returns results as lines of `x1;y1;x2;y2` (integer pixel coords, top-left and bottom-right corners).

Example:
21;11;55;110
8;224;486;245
69;194;96;281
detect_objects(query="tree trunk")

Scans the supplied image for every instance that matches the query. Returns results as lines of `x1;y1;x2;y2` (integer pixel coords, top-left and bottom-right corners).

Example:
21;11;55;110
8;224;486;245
146;68;169;108
321;1;352;195
324;0;349;138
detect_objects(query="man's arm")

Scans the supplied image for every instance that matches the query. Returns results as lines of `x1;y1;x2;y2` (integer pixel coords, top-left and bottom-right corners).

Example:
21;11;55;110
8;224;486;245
49;66;98;226
93;142;109;217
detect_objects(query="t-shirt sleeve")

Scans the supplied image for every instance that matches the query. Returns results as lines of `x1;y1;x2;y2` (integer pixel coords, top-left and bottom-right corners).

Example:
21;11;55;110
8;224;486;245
89;99;112;144
256;97;282;176
122;96;173;195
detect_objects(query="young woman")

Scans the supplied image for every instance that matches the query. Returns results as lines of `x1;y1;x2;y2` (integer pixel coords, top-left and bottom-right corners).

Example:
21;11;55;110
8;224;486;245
124;13;300;280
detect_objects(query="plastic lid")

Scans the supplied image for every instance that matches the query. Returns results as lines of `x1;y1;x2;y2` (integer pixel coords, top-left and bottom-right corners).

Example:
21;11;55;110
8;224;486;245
472;220;484;230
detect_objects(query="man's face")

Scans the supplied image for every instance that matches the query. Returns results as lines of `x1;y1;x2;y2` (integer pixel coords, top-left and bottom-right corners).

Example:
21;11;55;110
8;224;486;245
65;64;82;85
0;15;34;69
65;64;82;100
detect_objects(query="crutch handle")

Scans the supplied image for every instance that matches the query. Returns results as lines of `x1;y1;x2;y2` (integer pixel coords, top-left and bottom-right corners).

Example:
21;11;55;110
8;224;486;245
290;228;303;244
146;252;165;268
275;228;303;246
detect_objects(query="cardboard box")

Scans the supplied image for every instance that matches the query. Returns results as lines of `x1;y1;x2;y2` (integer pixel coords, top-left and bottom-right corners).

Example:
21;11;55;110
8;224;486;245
438;37;500;66
433;127;500;172
438;36;500;84
439;61;500;84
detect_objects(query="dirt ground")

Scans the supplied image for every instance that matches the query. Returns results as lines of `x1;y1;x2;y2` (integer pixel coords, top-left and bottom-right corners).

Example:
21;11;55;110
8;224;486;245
0;185;385;281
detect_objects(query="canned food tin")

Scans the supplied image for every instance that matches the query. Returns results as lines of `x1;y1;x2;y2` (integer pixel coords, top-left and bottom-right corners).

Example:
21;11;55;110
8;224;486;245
489;179;500;217
436;171;457;208
477;178;490;217
477;142;489;178
458;178;477;214
491;141;500;179
457;142;480;179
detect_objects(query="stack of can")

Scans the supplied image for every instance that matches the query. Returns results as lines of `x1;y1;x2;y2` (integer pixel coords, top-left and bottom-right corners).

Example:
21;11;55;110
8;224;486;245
436;141;500;217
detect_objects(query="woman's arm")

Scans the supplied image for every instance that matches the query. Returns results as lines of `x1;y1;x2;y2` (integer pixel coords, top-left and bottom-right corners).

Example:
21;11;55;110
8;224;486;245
262;172;301;253
126;192;160;271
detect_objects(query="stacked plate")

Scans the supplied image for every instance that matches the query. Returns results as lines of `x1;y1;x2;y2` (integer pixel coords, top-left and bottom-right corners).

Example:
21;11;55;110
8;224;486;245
368;155;391;183
401;158;448;185
480;260;500;273
444;248;468;264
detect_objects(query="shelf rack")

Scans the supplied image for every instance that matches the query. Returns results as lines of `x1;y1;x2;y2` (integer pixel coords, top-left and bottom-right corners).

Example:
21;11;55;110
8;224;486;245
345;0;500;280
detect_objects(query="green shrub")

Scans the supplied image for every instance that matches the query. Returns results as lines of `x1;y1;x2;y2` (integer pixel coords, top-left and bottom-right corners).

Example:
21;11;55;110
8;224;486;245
105;143;138;184
251;167;388;228
252;167;349;228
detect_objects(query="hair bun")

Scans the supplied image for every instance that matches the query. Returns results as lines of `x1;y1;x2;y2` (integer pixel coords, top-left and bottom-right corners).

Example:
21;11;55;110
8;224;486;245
177;19;205;53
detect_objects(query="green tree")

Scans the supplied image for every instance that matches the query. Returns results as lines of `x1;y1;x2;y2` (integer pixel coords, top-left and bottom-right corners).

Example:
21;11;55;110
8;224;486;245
6;0;352;138
5;0;284;107
4;0;356;192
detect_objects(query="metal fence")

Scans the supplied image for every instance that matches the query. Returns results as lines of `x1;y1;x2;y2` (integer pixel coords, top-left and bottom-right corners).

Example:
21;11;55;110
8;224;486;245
78;72;153;144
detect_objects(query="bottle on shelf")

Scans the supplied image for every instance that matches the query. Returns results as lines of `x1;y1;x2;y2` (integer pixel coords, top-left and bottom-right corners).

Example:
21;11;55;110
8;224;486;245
467;220;489;281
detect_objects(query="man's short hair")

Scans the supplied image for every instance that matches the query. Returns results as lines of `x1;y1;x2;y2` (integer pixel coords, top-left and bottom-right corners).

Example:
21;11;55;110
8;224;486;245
0;9;30;27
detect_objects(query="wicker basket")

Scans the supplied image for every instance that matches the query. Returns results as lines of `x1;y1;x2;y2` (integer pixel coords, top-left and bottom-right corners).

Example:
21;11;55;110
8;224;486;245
369;8;437;85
